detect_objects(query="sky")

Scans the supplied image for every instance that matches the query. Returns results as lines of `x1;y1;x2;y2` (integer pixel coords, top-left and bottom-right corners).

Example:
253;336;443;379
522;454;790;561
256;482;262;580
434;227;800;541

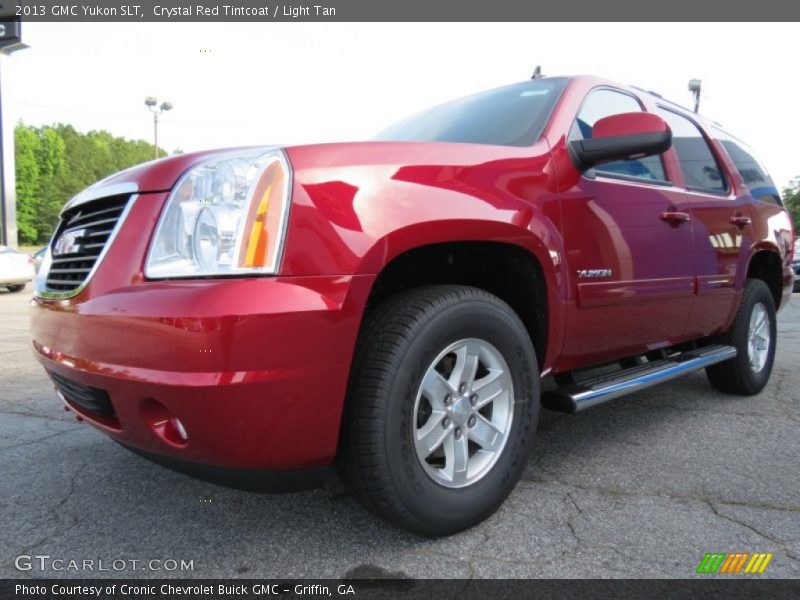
5;22;799;189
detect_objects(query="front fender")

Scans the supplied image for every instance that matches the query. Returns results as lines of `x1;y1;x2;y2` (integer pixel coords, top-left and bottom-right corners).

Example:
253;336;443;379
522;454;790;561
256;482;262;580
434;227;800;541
281;140;567;371
281;141;563;277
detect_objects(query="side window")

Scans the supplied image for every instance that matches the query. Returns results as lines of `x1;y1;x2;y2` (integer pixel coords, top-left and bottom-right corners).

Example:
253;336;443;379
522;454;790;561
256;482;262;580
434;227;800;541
714;130;781;205
569;88;667;182
657;109;726;194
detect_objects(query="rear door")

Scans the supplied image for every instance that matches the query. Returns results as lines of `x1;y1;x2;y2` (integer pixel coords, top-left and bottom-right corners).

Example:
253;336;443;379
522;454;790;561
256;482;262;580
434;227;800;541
559;88;696;367
654;108;754;338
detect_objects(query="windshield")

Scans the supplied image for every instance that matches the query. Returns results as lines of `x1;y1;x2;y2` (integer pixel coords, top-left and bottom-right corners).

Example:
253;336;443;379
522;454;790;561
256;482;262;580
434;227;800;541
375;78;567;147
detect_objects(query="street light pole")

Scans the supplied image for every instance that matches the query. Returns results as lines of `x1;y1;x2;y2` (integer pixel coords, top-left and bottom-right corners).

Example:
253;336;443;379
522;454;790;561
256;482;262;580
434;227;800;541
0;22;28;248
688;79;702;114
145;97;173;160
153;110;158;160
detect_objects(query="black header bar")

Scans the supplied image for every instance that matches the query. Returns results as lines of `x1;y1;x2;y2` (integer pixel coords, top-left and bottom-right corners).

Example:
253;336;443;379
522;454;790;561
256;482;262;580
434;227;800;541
8;0;800;22
3;579;800;600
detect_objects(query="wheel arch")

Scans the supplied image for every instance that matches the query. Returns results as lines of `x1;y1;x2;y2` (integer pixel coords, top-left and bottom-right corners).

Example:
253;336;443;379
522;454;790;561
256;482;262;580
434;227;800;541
357;223;561;372
746;246;783;309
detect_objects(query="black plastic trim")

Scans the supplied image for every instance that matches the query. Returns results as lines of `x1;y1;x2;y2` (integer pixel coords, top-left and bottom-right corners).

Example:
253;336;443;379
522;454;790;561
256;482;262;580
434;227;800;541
570;131;672;171
50;371;115;418
118;443;333;493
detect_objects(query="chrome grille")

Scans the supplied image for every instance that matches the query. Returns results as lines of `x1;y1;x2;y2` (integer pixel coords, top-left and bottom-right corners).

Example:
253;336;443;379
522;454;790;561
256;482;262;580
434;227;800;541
45;194;131;293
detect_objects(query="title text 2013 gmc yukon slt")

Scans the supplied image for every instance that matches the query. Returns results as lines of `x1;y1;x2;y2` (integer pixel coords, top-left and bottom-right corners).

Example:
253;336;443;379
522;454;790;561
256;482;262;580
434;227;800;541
31;76;795;536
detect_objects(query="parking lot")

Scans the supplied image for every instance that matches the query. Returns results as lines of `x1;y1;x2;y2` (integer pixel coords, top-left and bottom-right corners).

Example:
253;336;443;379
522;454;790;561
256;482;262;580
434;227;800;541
1;288;798;579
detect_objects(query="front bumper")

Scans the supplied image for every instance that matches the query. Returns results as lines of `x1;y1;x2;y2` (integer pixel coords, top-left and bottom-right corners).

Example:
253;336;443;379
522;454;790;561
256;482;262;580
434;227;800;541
31;274;372;482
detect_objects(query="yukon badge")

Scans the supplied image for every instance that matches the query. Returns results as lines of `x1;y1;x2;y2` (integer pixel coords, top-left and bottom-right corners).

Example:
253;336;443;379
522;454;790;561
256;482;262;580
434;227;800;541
577;268;613;279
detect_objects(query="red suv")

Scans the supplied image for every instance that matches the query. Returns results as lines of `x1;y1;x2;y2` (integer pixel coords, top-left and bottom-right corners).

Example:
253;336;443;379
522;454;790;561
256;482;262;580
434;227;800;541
31;76;794;536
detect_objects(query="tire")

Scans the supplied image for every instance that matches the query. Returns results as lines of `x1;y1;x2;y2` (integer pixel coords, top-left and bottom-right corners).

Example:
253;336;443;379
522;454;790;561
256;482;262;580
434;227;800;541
6;284;25;293
706;279;777;395
339;285;539;536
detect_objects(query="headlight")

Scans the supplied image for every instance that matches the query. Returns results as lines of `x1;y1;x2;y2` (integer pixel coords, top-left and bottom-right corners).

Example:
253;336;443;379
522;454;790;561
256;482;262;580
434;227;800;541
145;148;291;279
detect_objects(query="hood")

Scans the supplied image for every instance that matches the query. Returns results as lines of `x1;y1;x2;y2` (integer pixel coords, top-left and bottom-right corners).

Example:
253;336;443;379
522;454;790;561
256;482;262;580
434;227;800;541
82;146;277;195
76;139;538;203
284;140;535;172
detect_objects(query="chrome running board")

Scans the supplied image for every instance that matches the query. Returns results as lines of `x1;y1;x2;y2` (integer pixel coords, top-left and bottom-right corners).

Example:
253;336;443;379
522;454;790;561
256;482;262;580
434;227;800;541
542;344;737;414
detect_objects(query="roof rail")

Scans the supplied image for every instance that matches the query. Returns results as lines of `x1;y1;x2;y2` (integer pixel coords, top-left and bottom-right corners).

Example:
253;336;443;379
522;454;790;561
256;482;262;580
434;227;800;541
630;85;724;128
630;85;694;113
631;85;663;99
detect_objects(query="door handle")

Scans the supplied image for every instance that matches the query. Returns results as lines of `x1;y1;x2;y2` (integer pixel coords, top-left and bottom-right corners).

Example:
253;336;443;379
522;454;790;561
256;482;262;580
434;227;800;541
660;211;691;226
730;215;752;228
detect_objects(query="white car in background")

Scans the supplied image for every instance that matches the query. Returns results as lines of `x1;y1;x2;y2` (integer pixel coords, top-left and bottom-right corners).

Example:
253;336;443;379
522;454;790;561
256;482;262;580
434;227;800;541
0;246;35;292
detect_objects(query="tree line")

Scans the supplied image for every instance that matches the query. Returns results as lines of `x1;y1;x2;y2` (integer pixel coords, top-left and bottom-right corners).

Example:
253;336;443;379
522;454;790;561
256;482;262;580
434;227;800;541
14;122;165;245
784;178;800;231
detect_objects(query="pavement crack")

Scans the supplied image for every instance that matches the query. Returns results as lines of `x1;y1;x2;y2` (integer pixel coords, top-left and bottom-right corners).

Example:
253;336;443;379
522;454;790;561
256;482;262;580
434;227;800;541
1;427;81;451
520;474;800;514
707;502;779;543
0;408;70;424
15;457;91;557
564;491;583;549
707;502;800;566
770;370;800;424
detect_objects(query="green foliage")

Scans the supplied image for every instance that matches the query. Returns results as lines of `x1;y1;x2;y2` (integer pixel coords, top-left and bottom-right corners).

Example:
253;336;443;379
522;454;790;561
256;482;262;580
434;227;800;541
13;125;41;243
783;177;800;233
14;123;164;244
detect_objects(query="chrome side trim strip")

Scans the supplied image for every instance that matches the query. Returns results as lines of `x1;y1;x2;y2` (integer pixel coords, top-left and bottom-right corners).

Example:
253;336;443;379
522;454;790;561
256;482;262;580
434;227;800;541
35;194;139;300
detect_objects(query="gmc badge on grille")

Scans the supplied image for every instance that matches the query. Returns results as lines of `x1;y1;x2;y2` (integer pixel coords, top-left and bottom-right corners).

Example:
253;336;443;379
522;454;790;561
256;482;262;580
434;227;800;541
53;229;86;256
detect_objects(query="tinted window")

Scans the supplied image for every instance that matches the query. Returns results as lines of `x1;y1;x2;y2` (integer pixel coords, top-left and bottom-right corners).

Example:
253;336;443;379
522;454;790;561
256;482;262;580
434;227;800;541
657;109;726;194
713;129;781;205
375;79;567;147
569;89;667;182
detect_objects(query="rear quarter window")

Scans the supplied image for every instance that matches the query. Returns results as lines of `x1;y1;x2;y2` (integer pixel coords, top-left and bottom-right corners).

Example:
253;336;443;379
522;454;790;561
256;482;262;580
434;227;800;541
713;128;782;206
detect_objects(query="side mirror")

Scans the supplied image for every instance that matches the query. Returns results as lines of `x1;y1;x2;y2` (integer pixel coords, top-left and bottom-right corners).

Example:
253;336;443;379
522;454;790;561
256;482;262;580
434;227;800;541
570;112;672;172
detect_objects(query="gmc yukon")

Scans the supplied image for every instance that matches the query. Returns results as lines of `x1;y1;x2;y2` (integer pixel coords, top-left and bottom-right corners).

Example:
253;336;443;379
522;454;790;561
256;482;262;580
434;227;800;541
31;76;795;535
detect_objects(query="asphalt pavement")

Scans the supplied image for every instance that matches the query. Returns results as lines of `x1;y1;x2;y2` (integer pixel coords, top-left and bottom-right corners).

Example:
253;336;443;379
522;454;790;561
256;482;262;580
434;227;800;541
1;287;798;579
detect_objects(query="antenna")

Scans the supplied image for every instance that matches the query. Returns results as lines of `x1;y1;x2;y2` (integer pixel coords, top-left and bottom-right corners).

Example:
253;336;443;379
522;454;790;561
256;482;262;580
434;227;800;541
531;65;543;80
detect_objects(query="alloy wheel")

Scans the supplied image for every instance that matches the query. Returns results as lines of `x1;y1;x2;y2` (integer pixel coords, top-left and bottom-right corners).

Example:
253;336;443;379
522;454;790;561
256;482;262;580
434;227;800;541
412;338;514;488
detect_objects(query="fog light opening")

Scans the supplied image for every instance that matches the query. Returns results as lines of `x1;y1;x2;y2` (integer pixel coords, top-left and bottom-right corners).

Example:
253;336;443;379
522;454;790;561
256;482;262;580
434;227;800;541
170;417;189;442
140;398;189;448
